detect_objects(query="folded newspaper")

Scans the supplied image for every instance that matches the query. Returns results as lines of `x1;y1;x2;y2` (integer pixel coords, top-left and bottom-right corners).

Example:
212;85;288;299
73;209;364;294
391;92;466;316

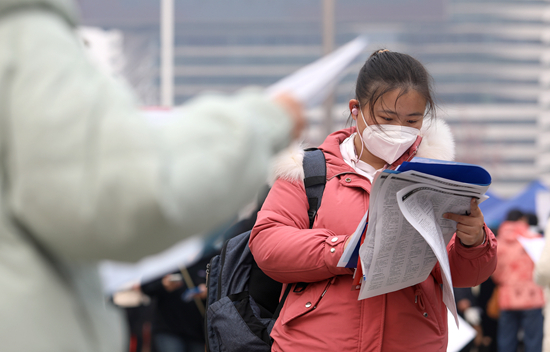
337;157;492;326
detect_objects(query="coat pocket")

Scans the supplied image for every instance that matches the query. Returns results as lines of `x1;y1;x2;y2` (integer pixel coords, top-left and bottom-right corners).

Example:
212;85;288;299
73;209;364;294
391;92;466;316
207;291;273;352
280;278;333;326
414;281;445;335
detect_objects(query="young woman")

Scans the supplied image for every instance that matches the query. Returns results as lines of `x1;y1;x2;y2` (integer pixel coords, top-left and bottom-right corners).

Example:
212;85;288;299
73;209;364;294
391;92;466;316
249;49;497;352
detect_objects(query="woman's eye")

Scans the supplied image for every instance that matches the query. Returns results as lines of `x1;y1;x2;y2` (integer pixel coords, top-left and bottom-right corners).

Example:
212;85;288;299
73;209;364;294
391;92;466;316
380;116;392;122
407;120;419;124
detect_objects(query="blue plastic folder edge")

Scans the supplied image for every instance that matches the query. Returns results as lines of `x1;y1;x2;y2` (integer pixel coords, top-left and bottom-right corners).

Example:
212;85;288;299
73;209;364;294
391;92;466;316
345;221;367;268
396;157;491;186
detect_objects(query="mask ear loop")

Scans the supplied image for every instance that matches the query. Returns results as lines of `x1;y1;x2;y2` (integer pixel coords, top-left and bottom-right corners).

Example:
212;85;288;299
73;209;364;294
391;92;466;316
353;106;367;162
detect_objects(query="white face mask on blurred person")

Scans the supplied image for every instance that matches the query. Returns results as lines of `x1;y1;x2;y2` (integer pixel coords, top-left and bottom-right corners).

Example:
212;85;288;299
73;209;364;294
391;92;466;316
359;109;419;165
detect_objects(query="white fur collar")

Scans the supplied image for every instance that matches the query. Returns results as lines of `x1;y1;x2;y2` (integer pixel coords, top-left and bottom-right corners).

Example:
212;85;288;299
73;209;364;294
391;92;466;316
270;118;455;184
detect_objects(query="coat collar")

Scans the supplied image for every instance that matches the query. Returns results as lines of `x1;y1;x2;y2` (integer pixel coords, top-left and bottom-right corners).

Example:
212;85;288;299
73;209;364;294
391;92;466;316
270;118;455;184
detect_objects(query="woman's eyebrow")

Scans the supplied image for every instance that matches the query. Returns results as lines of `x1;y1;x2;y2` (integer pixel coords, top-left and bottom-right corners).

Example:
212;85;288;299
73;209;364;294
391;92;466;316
377;109;424;117
377;109;398;115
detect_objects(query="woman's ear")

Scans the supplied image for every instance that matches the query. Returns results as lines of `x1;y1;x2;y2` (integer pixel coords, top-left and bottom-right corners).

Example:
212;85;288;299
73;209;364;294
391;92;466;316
349;99;359;121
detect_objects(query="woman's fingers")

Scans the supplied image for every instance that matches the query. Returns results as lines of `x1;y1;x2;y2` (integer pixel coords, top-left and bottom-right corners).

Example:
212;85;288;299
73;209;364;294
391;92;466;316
444;198;485;246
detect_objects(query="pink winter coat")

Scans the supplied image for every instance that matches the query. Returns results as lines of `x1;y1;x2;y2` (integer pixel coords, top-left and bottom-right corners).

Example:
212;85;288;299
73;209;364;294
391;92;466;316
250;126;497;352
493;221;545;311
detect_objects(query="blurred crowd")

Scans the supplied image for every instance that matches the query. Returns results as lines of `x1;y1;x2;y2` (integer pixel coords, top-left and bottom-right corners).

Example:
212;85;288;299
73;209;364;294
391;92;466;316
117;207;550;352
114;202;265;352
453;209;549;352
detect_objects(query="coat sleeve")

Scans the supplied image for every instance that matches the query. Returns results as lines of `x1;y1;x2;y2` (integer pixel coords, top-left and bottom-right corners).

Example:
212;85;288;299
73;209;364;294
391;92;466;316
432;224;497;288
249;178;353;284
0;9;292;261
534;222;550;287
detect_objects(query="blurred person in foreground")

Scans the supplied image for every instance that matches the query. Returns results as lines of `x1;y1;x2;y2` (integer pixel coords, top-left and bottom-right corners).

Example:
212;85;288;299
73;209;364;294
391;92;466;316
492;210;545;352
0;0;305;351
534;218;550;352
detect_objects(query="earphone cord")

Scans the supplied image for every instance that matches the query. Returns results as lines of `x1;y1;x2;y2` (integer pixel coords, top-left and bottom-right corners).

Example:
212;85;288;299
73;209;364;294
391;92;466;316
354;106;365;161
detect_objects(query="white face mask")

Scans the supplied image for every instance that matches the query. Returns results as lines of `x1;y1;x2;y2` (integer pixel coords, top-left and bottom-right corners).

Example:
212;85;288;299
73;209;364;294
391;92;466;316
359;109;420;165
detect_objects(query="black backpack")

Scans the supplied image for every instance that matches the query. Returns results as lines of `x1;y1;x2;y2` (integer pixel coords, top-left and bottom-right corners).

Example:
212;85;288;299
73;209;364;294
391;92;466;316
204;148;326;352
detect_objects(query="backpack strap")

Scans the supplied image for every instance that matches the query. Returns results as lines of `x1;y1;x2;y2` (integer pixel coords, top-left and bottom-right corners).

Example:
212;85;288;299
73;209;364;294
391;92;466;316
271;282;292;321
303;148;327;228
272;148;326;320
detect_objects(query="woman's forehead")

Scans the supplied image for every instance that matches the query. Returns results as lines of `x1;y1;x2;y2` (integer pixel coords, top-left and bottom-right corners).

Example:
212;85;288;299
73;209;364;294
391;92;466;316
374;89;426;112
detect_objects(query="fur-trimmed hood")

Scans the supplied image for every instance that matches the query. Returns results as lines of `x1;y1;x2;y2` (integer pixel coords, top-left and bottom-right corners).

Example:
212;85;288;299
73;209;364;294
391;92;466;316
270;118;455;184
0;0;78;26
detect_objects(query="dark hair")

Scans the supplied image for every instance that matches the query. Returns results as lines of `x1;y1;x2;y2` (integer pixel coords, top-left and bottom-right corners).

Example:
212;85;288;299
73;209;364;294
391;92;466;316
525;213;538;227
505;209;524;222
351;49;436;126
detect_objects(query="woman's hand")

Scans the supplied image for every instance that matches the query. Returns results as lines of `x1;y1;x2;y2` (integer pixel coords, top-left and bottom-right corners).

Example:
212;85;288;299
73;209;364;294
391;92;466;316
344;236;352;250
443;198;486;247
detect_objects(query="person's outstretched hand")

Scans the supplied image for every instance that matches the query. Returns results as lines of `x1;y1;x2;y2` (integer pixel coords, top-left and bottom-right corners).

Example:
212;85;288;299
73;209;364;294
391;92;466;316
443;198;486;247
272;93;306;140
161;274;184;292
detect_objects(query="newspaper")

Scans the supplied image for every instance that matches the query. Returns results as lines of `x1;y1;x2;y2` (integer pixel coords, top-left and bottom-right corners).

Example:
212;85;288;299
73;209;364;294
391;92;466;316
517;236;546;263
447;311;477;352
355;166;490;326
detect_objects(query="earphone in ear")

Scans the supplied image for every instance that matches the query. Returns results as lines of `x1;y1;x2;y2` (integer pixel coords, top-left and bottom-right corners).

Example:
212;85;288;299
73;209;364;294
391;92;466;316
351;107;358;116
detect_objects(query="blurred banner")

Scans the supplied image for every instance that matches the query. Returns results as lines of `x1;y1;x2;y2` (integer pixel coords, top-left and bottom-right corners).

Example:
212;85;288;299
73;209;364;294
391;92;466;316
99;234;204;294
266;35;368;108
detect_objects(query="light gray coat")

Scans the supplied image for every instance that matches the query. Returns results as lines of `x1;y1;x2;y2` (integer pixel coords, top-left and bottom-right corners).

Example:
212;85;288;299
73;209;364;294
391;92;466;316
0;1;293;351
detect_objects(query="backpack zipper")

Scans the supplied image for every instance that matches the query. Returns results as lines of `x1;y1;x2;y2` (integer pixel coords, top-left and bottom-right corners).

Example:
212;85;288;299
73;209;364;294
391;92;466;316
217;240;229;301
204;262;211;352
205;263;210;293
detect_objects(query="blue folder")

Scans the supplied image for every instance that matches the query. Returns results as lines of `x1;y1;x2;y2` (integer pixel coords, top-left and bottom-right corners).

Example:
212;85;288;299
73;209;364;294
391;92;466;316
395;157;492;186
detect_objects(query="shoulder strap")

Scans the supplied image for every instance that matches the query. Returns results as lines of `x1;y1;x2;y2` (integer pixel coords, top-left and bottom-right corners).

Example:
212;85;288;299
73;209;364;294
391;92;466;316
272;148;326;321
303;148;326;229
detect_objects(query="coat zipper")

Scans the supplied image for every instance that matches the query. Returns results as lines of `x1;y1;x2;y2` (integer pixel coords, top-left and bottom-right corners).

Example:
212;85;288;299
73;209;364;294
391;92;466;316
313;277;335;309
414;286;428;318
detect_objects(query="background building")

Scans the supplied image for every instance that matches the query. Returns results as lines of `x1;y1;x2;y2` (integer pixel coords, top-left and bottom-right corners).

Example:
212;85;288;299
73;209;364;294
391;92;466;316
76;0;549;198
